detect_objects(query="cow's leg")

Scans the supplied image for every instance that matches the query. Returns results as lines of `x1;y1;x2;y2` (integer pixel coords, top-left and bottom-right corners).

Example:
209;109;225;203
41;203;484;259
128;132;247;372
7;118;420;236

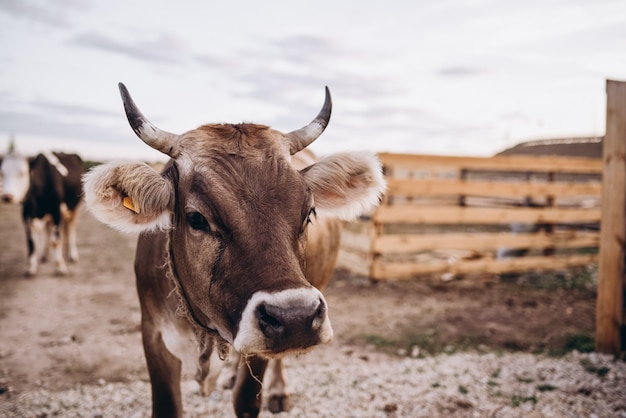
195;337;225;397
267;358;290;413
62;206;80;262
233;354;268;418
24;220;37;277
68;215;79;262
41;219;53;263
222;352;240;389
50;223;68;276
24;218;51;276
142;327;184;418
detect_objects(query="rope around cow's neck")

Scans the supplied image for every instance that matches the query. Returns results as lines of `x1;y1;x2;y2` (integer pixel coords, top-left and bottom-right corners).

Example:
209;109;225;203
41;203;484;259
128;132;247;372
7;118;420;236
165;233;231;361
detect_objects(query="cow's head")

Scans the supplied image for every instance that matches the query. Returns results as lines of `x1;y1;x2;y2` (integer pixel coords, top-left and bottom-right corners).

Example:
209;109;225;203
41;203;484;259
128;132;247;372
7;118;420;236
84;84;385;358
1;141;30;204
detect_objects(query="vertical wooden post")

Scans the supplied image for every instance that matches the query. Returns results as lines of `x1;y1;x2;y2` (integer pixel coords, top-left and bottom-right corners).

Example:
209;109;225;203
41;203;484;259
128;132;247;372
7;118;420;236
458;168;467;207
370;160;390;281
596;79;626;356
543;172;556;256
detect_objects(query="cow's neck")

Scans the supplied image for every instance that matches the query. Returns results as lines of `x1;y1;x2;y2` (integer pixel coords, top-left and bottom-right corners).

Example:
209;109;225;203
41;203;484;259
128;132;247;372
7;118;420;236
166;235;231;359
165;230;228;345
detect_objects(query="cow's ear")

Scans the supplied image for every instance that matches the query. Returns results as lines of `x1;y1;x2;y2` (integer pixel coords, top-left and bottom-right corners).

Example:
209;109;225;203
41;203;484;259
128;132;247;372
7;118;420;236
301;151;386;220
83;161;174;233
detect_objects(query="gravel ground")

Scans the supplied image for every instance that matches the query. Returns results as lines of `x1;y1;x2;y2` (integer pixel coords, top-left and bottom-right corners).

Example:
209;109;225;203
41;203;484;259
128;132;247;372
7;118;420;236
2;348;625;418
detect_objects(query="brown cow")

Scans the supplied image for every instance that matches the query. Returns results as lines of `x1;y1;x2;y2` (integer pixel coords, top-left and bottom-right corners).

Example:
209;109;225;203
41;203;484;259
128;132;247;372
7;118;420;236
83;83;385;418
223;148;346;413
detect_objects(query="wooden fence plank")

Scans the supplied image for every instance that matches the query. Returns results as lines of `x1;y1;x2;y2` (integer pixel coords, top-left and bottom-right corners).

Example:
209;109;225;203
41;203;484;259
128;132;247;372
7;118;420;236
373;205;601;224
372;231;599;253
372;254;598;279
386;178;602;198
379;153;602;174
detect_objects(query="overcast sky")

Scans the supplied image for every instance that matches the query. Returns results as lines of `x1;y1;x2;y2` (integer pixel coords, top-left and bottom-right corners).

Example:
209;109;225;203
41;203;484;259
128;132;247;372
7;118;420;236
1;0;625;162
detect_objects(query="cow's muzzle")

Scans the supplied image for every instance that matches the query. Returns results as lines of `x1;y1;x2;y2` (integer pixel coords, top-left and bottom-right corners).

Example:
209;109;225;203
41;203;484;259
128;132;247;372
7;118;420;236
257;296;327;349
233;288;333;357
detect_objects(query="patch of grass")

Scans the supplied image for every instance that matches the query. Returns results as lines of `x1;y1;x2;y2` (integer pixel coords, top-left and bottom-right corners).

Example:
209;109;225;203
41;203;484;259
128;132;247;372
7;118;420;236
511;394;537;407
537;384;557;392
487;380;499;387
550;333;595;356
580;358;610;377
501;265;597;291
361;328;440;355
364;326;490;356
454;335;488;352
363;334;398;349
458;385;469;394
403;328;438;353
594;367;610;377
431;382;442;388
564;333;595;353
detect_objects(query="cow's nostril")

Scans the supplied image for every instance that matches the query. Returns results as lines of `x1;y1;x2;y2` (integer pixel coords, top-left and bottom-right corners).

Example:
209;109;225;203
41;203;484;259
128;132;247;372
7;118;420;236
316;298;326;319
257;304;283;334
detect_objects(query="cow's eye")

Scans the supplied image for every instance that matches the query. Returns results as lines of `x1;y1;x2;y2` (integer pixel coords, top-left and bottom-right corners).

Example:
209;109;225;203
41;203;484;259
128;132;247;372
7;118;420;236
186;212;211;232
307;207;316;224
301;207;316;235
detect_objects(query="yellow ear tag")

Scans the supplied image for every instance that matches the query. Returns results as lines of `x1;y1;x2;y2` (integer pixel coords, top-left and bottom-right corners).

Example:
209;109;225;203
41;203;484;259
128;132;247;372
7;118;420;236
123;196;140;214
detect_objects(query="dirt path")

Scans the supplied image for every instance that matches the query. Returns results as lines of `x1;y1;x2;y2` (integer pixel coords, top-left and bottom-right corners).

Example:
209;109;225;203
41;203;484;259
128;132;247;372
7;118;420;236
0;202;597;394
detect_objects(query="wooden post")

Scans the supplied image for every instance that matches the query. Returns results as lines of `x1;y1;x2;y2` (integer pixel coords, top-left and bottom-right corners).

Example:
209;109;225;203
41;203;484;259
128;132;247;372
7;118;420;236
370;160;391;281
596;80;626;356
543;172;556;256
458;168;467;207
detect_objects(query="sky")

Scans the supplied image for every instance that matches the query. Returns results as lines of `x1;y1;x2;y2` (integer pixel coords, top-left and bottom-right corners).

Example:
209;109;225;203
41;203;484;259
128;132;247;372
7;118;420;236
1;0;625;162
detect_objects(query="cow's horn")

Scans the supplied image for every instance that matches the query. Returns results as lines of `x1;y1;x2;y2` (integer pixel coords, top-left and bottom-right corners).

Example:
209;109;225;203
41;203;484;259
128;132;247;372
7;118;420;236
118;83;180;157
285;86;332;155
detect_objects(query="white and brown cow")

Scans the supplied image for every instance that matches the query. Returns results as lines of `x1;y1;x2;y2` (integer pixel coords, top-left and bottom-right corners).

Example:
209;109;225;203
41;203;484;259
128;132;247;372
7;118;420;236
1;143;83;276
83;83;385;418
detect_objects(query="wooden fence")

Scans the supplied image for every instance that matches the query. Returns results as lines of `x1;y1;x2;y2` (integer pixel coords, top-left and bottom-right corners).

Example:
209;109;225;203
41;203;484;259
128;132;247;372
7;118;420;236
338;152;603;280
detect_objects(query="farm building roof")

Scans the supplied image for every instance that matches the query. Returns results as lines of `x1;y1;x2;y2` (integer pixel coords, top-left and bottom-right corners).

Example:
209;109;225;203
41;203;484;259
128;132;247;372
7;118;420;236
496;136;603;158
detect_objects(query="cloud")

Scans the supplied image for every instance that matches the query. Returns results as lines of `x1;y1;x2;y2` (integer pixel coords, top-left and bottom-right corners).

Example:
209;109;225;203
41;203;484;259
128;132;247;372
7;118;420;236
69;30;190;65
518;18;626;62
0;0;86;27
217;32;388;93
0;109;122;143
0;96;129;149
193;52;234;69
436;66;486;77
28;99;119;119
206;34;418;144
269;35;339;64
